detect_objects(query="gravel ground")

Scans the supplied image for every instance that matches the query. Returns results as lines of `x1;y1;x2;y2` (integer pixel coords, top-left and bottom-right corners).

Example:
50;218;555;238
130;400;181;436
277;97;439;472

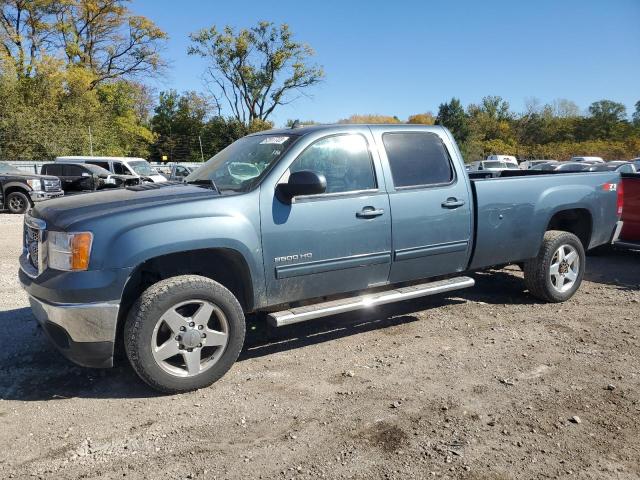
0;212;639;480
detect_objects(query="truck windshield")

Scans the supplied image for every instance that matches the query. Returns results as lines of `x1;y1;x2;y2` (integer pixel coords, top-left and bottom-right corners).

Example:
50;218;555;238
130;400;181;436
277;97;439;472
128;160;159;176
185;134;297;193
0;162;23;174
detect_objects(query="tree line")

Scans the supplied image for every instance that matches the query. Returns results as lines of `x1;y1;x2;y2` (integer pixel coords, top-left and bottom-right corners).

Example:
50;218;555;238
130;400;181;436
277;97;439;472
1;1;638;162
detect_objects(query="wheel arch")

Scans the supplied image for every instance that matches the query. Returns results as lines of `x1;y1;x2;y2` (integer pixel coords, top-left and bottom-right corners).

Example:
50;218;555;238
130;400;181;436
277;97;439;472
115;248;255;359
546;208;593;250
3;185;32;212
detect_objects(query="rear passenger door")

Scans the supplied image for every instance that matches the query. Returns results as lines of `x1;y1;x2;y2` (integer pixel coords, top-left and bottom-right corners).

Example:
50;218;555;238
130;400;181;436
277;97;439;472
62;165;86;190
373;128;472;283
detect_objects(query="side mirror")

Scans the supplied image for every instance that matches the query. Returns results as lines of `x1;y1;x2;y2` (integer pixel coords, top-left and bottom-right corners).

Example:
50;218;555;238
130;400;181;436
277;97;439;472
276;170;327;202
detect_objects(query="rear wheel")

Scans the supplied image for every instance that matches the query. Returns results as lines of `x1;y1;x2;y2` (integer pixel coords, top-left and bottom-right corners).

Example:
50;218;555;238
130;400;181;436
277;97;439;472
524;230;585;303
6;191;30;214
124;275;245;393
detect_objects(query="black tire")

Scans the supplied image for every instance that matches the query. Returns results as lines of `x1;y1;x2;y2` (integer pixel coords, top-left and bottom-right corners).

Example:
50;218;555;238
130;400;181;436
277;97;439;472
124;275;246;393
523;230;585;303
6;191;30;214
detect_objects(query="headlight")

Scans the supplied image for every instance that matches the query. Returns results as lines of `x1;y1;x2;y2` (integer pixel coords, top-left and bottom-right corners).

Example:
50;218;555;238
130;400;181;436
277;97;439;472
48;231;93;271
27;179;43;191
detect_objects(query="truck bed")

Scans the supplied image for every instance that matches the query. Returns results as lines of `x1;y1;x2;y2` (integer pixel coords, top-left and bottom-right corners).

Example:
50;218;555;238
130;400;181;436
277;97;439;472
468;171;620;270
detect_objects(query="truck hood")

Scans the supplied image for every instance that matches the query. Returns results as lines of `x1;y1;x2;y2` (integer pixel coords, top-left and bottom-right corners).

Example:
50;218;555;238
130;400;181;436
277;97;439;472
32;182;218;230
4;172;60;182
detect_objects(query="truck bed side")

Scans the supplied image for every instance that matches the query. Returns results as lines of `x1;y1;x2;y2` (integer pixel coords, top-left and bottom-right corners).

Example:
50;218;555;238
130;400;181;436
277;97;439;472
468;172;620;270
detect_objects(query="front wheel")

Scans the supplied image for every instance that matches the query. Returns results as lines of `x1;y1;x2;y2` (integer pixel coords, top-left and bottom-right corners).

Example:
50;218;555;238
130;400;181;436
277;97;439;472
523;230;585;303
6;191;31;214
124;275;246;393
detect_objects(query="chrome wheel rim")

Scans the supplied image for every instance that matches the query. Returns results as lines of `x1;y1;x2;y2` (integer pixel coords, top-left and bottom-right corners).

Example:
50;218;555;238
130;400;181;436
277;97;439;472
549;244;580;293
151;299;229;377
9;195;25;211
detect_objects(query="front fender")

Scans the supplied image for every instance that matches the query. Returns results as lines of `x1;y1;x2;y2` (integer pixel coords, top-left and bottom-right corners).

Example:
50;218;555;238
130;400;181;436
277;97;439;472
105;214;263;299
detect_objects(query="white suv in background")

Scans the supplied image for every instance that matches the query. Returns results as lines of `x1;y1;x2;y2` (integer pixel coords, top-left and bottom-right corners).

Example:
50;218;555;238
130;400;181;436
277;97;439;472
55;156;167;183
486;155;519;167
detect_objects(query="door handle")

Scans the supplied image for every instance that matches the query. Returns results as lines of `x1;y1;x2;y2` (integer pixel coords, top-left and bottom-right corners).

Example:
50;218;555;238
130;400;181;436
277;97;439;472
441;198;465;209
356;207;385;218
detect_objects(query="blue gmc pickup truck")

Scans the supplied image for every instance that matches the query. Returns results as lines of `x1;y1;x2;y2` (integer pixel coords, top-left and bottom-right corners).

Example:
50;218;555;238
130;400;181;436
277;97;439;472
19;125;622;392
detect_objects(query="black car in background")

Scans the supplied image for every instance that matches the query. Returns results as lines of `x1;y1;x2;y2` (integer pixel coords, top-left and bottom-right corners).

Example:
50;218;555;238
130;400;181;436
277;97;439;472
0;161;63;214
41;163;140;192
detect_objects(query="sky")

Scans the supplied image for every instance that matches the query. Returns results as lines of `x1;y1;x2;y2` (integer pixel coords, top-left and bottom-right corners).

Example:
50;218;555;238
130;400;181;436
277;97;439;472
134;0;640;127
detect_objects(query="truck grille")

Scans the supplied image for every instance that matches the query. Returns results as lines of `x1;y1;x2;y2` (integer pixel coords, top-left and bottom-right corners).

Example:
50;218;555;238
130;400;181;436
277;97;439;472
43;178;61;192
26;226;40;269
23;214;46;275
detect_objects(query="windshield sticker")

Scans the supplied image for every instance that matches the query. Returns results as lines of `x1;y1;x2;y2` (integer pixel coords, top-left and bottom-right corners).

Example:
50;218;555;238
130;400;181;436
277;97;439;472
260;136;289;145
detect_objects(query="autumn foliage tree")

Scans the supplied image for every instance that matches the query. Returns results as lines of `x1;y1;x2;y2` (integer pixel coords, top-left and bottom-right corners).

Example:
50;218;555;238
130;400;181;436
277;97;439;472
0;0;167;85
188;21;323;125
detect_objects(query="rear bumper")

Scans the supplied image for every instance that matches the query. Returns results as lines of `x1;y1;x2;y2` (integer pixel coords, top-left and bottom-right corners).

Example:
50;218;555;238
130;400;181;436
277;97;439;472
28;295;118;368
614;240;640;251
611;220;624;243
29;190;64;202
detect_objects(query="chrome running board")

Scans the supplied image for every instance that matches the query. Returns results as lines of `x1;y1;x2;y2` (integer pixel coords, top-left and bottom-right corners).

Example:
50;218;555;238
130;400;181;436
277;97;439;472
267;276;475;327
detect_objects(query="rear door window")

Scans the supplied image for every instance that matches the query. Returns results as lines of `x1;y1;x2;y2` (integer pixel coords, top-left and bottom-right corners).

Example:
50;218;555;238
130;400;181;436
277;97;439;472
63;165;84;176
42;164;62;176
88;161;110;171
382;132;454;188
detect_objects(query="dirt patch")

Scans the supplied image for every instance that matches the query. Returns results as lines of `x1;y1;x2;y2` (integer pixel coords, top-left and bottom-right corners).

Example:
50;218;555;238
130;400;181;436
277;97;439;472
361;421;409;453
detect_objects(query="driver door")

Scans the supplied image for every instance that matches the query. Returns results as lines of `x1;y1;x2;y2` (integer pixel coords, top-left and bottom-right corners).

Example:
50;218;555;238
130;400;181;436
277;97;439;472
260;130;392;306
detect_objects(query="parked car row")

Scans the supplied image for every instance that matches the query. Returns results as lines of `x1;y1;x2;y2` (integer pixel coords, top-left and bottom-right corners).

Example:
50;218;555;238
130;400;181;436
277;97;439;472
41;163;141;192
529;160;636;173
0;161;64;214
2;156;194;213
153;163;196;181
55;156;167;183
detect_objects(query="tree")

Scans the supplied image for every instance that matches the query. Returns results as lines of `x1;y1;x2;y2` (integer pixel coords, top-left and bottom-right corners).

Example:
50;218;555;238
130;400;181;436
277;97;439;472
476;95;511;121
54;0;167;86
0;62;154;159
339;114;400;124
0;0;58;77
436;98;469;143
150;90;212;162
407;112;435;125
632;100;640;126
586;99;628;139
188;21;323;124
0;0;167;85
553;98;580;118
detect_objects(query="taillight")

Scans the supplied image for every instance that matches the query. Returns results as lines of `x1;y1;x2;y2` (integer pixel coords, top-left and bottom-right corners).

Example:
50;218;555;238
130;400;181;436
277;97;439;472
617;181;624;216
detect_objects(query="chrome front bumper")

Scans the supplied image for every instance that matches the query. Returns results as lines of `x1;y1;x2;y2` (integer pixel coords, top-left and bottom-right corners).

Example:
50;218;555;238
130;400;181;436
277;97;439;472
28;295;119;368
29;190;64;202
29;295;119;343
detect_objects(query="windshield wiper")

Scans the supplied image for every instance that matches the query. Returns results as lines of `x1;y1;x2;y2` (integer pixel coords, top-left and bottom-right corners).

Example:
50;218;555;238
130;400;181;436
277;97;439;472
186;178;220;194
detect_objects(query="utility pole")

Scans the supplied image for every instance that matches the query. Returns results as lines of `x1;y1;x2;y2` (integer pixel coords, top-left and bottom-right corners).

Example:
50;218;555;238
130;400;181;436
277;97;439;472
198;135;205;162
88;127;94;156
